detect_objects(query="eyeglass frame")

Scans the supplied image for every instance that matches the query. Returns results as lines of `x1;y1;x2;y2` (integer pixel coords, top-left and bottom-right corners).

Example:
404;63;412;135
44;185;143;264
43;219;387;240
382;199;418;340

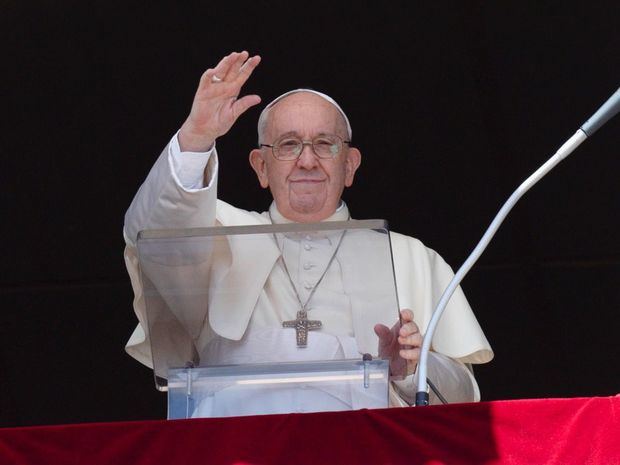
259;134;352;160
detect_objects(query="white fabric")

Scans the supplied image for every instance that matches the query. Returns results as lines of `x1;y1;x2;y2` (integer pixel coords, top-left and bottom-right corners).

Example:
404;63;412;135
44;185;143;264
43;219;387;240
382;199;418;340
168;131;214;190
123;134;494;407
249;204;354;339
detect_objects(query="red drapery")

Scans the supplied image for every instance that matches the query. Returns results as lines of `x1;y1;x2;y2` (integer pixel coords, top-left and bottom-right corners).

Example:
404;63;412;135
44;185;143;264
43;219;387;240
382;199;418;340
1;396;618;465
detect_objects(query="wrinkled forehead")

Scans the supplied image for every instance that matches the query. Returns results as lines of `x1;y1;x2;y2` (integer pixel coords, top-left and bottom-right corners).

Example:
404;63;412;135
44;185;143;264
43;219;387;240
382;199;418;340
258;89;352;140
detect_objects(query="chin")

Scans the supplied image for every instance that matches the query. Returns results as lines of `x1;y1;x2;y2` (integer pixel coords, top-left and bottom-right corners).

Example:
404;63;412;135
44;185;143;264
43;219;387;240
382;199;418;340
289;196;325;215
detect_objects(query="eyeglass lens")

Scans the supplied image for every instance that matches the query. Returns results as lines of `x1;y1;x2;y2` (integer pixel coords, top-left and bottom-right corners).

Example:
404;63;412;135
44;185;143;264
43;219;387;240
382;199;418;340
275;136;342;159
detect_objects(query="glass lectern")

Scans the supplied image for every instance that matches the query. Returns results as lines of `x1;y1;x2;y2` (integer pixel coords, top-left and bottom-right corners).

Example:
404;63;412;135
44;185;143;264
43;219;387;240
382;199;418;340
136;219;400;418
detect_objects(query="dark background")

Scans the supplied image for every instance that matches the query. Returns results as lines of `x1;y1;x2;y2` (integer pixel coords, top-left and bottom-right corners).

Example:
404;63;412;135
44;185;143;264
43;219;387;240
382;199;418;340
2;1;619;427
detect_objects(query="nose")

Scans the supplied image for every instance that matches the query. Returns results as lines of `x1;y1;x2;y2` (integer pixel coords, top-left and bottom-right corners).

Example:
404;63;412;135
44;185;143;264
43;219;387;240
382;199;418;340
296;142;319;169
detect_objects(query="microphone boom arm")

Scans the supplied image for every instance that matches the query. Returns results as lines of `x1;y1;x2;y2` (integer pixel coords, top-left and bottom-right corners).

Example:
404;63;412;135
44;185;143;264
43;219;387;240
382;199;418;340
416;86;619;406
415;129;587;406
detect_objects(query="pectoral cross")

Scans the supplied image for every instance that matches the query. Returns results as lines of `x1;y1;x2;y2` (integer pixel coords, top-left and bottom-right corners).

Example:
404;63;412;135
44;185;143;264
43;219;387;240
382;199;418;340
282;311;322;347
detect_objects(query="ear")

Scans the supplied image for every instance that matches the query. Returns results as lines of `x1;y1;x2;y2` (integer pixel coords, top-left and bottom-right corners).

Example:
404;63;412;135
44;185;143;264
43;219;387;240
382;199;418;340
249;149;270;188
343;147;361;187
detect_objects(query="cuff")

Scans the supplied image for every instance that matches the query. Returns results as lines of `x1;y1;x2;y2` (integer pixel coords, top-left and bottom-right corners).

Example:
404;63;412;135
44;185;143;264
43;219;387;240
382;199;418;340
168;131;217;191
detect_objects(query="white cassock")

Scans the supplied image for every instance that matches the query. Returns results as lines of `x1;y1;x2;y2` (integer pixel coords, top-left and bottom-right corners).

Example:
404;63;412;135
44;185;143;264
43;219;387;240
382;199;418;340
123;134;494;412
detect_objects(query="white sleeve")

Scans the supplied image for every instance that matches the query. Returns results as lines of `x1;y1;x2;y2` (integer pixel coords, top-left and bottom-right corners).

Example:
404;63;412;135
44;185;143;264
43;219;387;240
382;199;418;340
169;131;216;190
123;132;220;366
391;351;480;405
123;132;219;247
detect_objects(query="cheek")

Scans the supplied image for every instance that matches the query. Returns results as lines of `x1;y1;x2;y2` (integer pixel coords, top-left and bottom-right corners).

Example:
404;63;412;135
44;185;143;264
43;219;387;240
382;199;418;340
267;165;291;192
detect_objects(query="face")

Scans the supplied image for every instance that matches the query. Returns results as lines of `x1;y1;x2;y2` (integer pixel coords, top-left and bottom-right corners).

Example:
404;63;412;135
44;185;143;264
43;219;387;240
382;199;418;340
249;92;361;223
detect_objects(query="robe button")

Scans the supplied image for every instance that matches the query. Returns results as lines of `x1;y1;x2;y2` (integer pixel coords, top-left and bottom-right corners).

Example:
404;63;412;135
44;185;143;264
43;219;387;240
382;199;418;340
303;263;313;270
304;243;312;251
304;282;313;290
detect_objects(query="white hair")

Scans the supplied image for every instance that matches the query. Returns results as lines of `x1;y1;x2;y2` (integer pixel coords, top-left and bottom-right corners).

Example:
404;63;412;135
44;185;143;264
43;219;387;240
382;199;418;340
257;88;353;145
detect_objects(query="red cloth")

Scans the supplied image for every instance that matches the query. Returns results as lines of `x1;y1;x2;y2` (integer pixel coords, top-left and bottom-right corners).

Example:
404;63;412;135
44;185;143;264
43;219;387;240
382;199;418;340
0;396;618;465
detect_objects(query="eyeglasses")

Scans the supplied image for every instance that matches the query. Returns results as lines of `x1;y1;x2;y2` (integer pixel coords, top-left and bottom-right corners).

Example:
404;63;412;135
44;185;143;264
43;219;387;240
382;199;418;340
260;134;351;160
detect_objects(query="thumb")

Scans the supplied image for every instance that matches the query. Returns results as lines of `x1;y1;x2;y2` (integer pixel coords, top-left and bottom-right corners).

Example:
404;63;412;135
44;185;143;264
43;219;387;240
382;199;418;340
374;324;393;349
231;94;261;121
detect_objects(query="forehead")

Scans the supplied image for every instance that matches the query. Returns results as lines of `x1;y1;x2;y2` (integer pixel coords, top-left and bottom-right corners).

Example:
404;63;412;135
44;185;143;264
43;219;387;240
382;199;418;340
267;93;344;138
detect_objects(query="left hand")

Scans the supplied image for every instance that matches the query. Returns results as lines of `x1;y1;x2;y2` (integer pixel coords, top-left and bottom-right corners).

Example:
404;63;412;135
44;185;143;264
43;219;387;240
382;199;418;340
374;309;422;378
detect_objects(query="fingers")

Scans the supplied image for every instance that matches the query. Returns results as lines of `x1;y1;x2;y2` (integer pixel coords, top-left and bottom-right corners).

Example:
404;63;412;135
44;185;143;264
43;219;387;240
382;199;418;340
209;51;260;85
374;323;393;346
397;308;421;347
398;329;422;348
399;309;421;363
197;51;257;88
400;308;414;323
398;319;421;345
231;94;262;120
197;52;236;89
399;346;421;363
212;52;238;82
225;51;249;80
398;319;419;337
197;52;261;108
234;54;261;87
375;309;422;375
199;68;216;87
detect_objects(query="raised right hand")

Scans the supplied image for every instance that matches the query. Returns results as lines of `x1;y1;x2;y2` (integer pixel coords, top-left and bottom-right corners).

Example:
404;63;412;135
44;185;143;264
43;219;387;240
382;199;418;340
178;51;262;152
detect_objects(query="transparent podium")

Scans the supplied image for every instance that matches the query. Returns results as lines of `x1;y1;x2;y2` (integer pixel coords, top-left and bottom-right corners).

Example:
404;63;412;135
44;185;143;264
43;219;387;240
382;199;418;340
137;219;400;419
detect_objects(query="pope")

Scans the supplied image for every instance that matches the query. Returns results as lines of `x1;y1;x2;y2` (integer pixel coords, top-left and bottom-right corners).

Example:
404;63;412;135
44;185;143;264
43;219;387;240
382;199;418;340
124;51;493;406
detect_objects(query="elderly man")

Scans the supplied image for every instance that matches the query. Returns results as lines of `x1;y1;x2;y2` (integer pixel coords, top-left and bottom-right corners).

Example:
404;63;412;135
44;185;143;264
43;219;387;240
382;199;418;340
124;51;493;408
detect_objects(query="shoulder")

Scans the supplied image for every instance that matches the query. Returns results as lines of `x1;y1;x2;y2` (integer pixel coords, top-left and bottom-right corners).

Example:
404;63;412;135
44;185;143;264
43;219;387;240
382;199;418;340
389;230;455;275
215;199;271;226
390;231;439;260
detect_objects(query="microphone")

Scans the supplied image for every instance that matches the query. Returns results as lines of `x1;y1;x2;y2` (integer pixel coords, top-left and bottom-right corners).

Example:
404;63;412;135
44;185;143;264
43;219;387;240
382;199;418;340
415;86;620;407
581;87;620;136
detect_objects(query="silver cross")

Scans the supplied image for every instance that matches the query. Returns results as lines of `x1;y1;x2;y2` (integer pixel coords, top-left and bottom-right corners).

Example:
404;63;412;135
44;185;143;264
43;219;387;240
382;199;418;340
282;311;322;347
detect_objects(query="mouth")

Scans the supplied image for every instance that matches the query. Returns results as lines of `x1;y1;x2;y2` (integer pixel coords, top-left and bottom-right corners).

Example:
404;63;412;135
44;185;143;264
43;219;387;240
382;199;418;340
289;178;326;183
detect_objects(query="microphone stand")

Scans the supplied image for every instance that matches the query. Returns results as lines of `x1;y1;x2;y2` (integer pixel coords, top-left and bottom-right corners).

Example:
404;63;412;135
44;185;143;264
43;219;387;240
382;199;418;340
415;87;620;406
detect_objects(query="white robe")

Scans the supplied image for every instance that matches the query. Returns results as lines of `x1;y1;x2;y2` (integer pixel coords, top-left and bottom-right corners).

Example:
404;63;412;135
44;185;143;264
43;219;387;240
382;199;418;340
123;136;494;407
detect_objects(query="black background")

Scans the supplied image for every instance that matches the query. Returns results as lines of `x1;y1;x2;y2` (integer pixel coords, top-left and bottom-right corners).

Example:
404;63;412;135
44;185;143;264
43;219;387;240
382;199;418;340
2;1;619;426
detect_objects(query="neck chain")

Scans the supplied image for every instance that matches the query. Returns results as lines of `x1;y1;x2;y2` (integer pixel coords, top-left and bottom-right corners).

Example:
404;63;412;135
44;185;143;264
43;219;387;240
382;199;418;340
269;212;348;346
